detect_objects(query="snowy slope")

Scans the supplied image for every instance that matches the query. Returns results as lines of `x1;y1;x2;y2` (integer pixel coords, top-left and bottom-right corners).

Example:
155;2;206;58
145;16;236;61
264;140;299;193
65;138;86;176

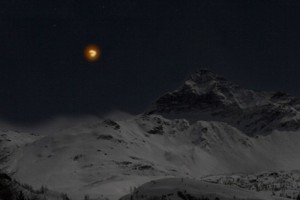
0;129;40;172
120;178;287;200
0;114;299;199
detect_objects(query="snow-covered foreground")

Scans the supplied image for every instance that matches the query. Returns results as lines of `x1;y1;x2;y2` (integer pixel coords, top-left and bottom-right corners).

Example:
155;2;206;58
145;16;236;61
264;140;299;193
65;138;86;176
120;178;287;200
202;170;300;199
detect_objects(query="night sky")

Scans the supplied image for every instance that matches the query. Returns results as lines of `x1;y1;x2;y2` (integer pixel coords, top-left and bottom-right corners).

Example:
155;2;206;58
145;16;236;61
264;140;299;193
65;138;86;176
1;0;300;123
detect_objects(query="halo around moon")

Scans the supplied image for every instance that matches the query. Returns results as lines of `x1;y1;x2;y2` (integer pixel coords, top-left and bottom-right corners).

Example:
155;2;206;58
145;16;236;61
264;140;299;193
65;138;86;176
84;44;101;62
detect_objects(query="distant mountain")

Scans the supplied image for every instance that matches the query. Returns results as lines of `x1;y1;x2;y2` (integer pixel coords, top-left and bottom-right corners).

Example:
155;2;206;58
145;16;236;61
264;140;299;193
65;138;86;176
1;70;300;200
148;69;300;135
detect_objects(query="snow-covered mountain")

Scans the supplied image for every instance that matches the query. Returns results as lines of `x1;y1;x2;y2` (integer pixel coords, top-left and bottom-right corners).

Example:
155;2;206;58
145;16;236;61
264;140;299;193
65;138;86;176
2;114;300;199
1;70;300;200
148;69;300;135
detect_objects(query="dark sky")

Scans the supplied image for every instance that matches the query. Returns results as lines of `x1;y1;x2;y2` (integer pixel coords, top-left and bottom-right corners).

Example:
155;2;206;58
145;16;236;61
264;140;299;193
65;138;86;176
1;0;300;123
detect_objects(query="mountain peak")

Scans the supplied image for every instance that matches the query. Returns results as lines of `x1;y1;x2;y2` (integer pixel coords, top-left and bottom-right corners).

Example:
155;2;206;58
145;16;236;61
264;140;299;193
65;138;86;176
147;69;300;135
182;69;239;96
189;69;226;82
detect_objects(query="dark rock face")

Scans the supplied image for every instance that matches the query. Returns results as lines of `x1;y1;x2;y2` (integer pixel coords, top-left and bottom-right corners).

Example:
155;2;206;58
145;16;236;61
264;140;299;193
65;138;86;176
103;119;121;130
148;69;300;135
97;135;114;140
147;125;164;135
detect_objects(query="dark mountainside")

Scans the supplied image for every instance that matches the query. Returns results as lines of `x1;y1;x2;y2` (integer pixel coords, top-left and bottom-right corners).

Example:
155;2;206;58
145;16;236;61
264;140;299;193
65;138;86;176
148;69;300;135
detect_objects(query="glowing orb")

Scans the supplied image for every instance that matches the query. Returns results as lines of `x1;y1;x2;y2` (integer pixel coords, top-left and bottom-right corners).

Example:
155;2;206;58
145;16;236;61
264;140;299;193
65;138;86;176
89;50;97;57
84;44;101;62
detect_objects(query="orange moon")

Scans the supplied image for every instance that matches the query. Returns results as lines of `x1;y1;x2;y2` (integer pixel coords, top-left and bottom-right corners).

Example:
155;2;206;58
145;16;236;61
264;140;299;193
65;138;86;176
84;44;101;62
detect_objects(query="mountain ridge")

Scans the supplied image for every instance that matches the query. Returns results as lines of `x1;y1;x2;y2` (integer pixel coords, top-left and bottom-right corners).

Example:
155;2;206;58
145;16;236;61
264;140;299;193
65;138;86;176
148;69;300;135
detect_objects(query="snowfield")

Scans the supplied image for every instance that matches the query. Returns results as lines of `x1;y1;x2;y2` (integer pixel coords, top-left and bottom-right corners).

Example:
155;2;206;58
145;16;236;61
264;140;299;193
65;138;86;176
120;178;288;200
